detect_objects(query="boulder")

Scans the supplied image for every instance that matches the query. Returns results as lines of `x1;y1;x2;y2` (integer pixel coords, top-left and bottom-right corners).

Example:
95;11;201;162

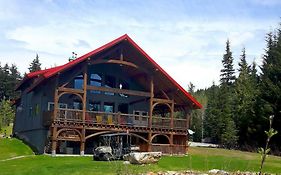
123;152;162;164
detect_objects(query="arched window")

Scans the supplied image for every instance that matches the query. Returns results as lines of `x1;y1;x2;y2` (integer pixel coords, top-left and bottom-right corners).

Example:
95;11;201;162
74;74;83;89
90;73;102;94
118;79;129;98
105;75;115;96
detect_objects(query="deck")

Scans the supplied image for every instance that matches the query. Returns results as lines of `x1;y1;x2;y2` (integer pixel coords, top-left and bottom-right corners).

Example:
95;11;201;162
43;108;188;134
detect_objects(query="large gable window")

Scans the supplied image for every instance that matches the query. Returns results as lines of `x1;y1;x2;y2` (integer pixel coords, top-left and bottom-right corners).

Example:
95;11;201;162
74;74;83;89
119;79;129;98
105;75;115;96
90;73;102;94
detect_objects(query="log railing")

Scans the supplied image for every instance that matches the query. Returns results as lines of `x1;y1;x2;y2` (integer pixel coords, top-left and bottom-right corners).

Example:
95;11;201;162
45;109;187;130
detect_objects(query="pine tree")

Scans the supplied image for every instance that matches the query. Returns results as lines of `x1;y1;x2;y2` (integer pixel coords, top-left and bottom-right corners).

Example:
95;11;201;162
9;64;21;99
28;54;41;73
220;39;236;86
218;40;237;147
233;48;258;146
259;28;281;149
204;82;222;143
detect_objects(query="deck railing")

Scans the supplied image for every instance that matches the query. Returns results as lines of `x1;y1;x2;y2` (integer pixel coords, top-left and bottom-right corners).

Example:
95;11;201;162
45;109;187;130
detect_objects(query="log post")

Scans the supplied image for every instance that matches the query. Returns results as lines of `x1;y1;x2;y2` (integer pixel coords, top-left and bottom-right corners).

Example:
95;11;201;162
51;126;57;156
82;68;88;122
80;128;86;156
53;76;59;121
148;132;152;152
170;100;174;129
148;76;154;152
170;134;174;154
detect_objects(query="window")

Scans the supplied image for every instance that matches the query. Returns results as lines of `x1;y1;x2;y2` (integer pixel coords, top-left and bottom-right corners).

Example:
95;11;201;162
119;79;129;98
90;73;102;94
89;102;101;111
105;75;115;96
74;74;83;89
48;102;67;111
73;101;82;110
34;104;40;116
104;103;114;113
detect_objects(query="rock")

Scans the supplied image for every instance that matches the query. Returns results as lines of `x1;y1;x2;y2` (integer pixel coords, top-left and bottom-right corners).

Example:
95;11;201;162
123;152;162;164
166;171;178;175
217;170;229;175
209;169;220;174
123;161;130;164
208;169;229;175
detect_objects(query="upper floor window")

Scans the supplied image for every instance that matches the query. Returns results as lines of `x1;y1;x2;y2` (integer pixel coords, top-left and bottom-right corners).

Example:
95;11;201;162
90;73;102;94
73;101;82;110
119;79;129;98
105;75;115;96
104;102;114;113
74;74;83;89
89;102;101;111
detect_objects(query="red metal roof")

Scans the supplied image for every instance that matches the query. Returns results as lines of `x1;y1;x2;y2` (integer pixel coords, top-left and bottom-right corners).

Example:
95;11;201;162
20;34;202;109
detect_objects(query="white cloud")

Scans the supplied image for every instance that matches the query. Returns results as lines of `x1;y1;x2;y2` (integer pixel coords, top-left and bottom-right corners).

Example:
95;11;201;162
1;0;280;89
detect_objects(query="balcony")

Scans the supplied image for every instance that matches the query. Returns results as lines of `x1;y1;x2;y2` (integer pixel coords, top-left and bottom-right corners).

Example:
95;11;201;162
43;108;188;132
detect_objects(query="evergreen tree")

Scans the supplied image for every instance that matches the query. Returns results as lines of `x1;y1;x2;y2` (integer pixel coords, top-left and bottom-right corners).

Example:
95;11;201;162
28;54;41;73
233;48;258;146
218;40;237;147
190;87;208;142
0;99;14;131
259;28;281;150
220;39;236;86
204;82;222;143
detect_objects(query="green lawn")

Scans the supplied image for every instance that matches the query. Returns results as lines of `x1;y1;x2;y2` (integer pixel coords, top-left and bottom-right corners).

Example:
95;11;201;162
0;138;33;161
0;138;281;174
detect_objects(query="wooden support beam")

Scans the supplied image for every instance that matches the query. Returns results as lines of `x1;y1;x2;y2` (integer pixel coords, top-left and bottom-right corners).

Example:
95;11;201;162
91;59;139;69
129;98;149;105
58;65;84;87
148;132;152;152
51;126;57;156
58;87;84;94
153;98;173;104
53;76;59;121
170;100;175;129
161;90;170;100
86;85;151;97
80;128;85;156
82;68;88;122
149;76;154;148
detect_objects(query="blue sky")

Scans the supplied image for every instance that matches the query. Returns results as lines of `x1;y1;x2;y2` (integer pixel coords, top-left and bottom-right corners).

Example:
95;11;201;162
0;0;280;89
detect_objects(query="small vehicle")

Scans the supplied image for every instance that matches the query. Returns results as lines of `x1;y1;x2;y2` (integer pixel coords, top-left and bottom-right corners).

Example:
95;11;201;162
93;133;137;161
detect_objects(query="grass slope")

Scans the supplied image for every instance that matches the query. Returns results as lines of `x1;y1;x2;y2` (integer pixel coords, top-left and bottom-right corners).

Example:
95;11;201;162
0;138;34;160
0;138;281;175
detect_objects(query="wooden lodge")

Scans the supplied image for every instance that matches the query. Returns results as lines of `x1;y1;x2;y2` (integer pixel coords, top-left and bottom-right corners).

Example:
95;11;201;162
13;34;202;155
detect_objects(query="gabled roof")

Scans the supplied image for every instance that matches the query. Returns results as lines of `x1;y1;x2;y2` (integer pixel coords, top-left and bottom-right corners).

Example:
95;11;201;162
18;34;202;109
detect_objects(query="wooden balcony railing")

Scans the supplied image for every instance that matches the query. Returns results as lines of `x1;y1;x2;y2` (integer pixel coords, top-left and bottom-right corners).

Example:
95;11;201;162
44;109;188;130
